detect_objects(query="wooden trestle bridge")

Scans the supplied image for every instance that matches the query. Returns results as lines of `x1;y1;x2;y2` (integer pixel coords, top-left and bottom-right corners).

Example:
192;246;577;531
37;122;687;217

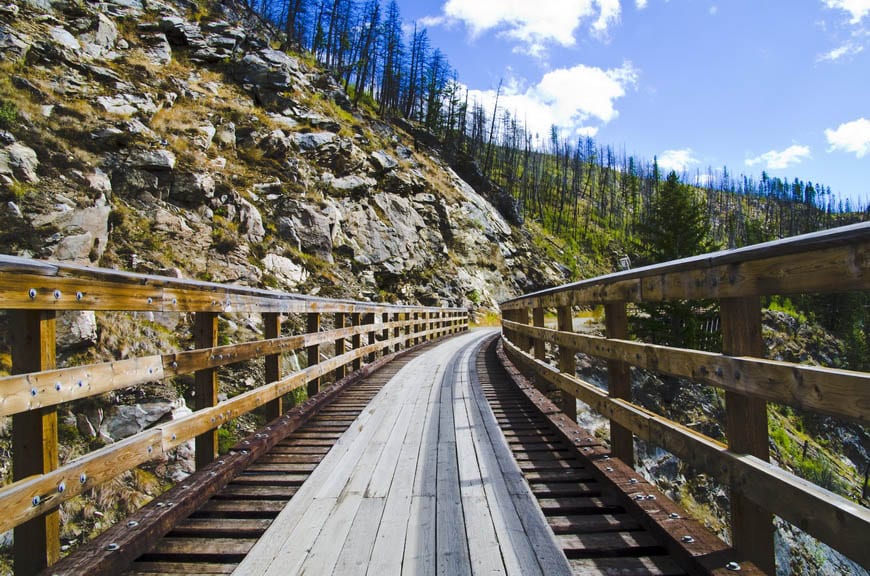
0;223;867;575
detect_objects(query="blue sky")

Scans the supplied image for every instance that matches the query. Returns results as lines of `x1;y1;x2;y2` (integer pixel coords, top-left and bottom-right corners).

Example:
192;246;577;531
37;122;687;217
396;0;869;205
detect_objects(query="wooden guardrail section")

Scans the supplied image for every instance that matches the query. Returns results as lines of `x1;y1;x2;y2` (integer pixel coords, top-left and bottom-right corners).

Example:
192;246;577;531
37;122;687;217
0;255;468;575
499;222;869;574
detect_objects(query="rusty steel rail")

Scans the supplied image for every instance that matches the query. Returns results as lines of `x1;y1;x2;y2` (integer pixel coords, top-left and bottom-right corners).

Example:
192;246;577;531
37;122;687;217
0;255;468;575
499;223;870;574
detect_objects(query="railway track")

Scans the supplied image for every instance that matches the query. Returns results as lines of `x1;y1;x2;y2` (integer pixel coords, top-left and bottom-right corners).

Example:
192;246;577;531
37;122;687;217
120;352;423;575
479;339;745;576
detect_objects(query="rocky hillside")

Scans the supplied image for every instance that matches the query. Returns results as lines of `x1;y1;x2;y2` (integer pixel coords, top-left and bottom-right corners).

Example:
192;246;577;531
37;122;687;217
0;0;564;567
0;0;561;310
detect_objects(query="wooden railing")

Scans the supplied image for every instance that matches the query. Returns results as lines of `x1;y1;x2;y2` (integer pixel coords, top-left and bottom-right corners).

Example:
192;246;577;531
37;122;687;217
500;222;869;574
0;255;468;575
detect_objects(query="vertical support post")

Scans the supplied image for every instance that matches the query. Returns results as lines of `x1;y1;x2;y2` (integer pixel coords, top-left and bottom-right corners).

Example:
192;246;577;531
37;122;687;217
263;313;282;421
334;312;347;380
307;312;320;398
721;297;774;574
413;312;420;346
532;307;546;361
382;312;390;356
605;302;633;466
194;312;219;469
556;306;577;422
393;313;402;352
11;310;59;575
366;313;377;362
351;312;362;371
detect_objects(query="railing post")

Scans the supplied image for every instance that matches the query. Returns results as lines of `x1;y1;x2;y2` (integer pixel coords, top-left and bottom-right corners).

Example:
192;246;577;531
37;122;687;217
393;312;401;352
194;312;219;469
11;310;59;575
404;312;411;348
366;313;377;362
532;307;546;361
263;313;282;420
334;312;346;380
413;312;420;346
556;306;577;422
721;297;774;573
307;312;321;397
351;312;362;371
382;312;390;356
605;302;633;466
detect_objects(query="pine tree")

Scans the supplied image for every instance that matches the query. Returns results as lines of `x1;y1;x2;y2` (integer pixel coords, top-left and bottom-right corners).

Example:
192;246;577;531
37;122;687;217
634;171;718;349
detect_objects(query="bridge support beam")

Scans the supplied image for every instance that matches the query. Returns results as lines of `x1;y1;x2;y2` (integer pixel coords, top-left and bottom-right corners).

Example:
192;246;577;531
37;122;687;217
194;312;219;469
605;302;633;466
263;313;282;421
556;306;578;422
722;297;774;574
12;310;59;576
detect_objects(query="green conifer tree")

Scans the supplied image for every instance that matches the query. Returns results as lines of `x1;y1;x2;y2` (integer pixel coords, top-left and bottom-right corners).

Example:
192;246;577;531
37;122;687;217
635;171;718;349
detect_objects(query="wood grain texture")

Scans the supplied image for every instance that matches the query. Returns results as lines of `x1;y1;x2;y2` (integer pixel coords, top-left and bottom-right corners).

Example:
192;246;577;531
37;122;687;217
11;310;59;575
503;338;870;568
503;320;869;422
604;302;632;466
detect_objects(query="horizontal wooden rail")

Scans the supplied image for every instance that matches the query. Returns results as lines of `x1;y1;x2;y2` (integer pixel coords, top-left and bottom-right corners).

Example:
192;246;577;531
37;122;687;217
501;222;869;310
0;322;455;536
499;224;870;573
503;339;870;568
0;254;468;575
0;317;441;417
503;320;870;423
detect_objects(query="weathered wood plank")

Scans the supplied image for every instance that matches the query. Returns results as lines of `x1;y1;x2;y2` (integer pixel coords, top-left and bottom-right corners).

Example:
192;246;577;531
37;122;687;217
605;302;633;466
262;312;282;421
503;338;870;568
505;320;870;423
721;297;773;574
11;310;60;575
500;223;869;310
194;312;219;469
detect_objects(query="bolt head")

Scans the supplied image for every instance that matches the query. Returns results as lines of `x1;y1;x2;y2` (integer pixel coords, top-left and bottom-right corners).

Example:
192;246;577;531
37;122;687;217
726;561;741;571
53;289;61;299
681;535;695;544
57;482;65;493
28;288;37;299
31;496;40;506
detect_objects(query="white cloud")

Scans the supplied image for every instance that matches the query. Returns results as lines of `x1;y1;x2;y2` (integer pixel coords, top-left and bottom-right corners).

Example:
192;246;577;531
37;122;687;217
817;41;865;60
709;6;719;16
825;117;870;157
824;0;870;24
436;0;621;55
657;149;700;173
636;0;648;8
745;145;812;170
467;62;637;139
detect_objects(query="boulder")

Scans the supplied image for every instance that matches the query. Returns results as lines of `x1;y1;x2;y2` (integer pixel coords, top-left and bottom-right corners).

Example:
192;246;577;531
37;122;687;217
103;402;174;441
169;172;215;206
281;201;334;261
213;122;236;148
96;93;158;117
57;311;98;350
129;149;176;171
0;142;39;183
159;17;206;50
234;49;306;108
237;197;265;242
371;150;398;172
49;26;81;54
0;23;30;62
140;32;171;66
258;129;292;159
292;131;337;151
329;174;376;195
79;13;118;59
193;123;216;150
262;253;308;289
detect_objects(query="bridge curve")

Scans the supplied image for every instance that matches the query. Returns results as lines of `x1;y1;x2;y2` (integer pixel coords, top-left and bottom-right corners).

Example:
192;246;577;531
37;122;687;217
1;223;867;575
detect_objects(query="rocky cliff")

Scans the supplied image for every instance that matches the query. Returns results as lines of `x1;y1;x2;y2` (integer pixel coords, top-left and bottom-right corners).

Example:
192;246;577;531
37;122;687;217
0;0;561;312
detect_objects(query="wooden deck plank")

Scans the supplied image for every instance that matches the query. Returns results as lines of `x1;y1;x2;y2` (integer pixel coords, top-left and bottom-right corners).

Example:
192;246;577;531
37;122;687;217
235;331;573;576
332;497;386;575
